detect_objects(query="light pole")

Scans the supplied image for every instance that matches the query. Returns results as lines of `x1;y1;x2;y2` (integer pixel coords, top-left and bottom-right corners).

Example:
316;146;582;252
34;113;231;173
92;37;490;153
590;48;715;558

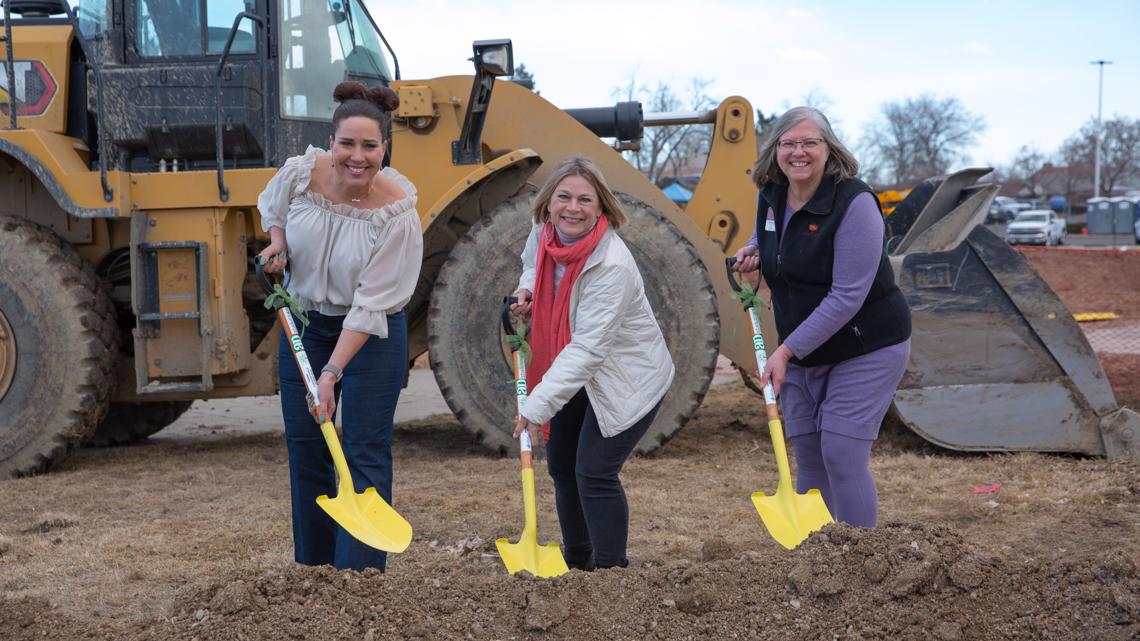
1090;59;1112;199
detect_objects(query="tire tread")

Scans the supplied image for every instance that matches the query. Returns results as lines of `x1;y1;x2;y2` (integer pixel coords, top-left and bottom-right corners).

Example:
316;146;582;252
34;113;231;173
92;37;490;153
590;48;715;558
0;216;118;476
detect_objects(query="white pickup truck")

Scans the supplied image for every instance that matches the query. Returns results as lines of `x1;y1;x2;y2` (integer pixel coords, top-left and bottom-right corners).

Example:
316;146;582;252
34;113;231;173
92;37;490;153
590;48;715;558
1005;209;1067;246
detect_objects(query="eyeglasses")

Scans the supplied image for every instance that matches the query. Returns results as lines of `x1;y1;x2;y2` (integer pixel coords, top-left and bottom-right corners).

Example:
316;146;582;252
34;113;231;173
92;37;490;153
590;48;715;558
777;138;825;151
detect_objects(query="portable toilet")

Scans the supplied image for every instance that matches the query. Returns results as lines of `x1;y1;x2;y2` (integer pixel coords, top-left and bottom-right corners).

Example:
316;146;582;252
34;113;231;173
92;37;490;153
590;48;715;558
1122;197;1140;230
1086;197;1112;233
1108;197;1136;234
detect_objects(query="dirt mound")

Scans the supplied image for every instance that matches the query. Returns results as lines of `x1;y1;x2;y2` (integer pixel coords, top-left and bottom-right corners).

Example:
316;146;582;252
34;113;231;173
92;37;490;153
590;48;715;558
9;521;1134;641
1022;248;1140;405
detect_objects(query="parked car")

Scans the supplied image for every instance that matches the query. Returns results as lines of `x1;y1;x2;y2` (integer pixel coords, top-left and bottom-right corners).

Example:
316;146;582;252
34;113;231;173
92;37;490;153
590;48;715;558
987;196;1033;224
1134;215;1140;244
1005;210;1067;246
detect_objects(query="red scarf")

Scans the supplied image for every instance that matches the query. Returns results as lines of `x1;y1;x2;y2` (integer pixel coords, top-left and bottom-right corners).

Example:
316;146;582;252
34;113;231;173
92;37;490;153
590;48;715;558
528;216;609;441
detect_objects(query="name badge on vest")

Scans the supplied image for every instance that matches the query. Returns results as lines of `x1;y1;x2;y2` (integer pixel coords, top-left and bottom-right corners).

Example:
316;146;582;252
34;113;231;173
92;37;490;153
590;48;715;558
764;207;776;233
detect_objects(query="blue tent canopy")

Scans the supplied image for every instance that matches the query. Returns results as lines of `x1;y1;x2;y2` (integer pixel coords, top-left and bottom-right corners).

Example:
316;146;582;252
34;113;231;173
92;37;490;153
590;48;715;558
662;182;693;203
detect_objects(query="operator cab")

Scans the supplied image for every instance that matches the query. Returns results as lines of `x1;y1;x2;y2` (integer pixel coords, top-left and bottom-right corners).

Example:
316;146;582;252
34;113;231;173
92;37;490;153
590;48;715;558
60;0;395;172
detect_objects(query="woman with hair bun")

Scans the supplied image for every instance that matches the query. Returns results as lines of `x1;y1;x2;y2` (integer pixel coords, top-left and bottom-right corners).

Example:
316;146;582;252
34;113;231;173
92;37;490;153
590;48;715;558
256;80;422;572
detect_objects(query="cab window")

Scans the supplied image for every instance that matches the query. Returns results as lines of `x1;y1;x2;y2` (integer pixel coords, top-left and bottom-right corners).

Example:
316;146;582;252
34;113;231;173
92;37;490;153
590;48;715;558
71;0;109;38
279;0;392;120
135;0;256;58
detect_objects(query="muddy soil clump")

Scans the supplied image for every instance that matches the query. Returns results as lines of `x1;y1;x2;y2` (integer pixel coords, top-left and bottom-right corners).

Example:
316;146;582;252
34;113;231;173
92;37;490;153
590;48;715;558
5;521;1137;641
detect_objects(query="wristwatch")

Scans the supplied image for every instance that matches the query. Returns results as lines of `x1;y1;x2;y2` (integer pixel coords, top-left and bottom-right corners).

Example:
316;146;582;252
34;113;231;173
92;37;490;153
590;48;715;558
320;363;343;382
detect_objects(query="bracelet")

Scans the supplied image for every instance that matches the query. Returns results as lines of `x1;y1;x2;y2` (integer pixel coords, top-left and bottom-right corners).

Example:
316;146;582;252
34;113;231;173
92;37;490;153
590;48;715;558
320;363;343;382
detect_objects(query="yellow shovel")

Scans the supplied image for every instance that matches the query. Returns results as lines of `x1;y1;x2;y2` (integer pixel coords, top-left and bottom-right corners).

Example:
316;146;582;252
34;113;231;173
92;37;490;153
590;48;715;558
495;298;569;578
262;263;412;553
726;258;833;549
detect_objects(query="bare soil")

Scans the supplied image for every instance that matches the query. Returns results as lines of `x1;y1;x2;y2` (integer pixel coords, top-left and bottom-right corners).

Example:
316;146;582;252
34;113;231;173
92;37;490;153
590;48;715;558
0;249;1137;641
1020;247;1140;404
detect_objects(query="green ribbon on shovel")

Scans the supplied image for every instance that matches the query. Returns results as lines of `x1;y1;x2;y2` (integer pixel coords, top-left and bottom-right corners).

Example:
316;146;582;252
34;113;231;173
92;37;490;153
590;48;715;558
264;284;310;335
730;279;769;310
506;320;531;364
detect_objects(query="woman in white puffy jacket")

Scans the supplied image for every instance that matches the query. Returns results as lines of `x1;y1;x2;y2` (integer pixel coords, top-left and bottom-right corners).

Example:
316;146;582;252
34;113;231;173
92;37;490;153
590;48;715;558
512;156;675;570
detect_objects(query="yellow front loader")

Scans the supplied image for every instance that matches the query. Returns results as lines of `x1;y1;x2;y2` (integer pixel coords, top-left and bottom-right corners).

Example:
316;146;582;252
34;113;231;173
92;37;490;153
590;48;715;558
0;0;759;475
0;0;1134;477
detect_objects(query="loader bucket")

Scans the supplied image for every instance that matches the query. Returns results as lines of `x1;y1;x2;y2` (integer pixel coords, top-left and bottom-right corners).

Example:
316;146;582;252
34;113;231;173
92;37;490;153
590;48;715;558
884;169;1139;458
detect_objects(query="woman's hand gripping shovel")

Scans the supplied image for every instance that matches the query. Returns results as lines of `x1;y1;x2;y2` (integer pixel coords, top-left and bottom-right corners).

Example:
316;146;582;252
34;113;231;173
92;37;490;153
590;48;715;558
257;260;412;553
494;297;569;578
726;258;833;549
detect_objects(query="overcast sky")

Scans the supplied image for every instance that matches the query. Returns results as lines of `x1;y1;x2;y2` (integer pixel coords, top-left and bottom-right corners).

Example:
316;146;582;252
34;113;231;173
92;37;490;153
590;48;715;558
366;0;1139;170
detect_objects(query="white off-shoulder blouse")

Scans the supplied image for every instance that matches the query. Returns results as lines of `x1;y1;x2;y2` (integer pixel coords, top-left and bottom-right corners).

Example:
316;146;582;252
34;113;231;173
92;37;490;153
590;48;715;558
256;146;423;338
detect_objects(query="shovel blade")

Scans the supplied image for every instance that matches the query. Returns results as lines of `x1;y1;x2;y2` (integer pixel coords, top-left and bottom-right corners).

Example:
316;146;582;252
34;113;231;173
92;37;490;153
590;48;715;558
751;487;833;550
495;536;570;578
316;487;413;553
496;467;569;578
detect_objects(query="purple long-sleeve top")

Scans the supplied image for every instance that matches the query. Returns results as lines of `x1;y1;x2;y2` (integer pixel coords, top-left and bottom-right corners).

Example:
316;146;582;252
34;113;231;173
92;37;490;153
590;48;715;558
748;191;884;360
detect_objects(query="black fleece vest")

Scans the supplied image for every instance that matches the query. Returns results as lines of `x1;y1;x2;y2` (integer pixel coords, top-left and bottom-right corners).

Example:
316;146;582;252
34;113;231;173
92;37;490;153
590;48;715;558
756;174;911;367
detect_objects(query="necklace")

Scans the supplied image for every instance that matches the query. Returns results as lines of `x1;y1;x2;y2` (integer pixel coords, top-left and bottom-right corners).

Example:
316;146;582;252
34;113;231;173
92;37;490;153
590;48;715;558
346;182;369;201
345;183;372;204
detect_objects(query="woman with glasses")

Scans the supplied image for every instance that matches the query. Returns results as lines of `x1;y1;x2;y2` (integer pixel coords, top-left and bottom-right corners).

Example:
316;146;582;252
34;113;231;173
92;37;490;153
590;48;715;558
731;106;911;528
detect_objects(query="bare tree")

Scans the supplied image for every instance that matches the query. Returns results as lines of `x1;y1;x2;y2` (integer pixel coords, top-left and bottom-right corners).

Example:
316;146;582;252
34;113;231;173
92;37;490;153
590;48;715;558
1058;115;1140;196
755;89;836;151
858;93;986;187
999;145;1047;196
1055;138;1093;204
612;75;716;185
755;108;778;151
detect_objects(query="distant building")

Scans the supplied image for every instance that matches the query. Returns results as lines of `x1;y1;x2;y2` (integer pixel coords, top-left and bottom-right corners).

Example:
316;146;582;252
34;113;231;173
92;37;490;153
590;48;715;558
1002;163;1139;215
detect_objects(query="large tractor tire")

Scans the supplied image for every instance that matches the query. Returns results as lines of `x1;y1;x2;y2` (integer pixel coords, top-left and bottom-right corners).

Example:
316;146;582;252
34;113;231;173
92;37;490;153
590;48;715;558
427;193;719;455
87;400;194;447
0;216;118;477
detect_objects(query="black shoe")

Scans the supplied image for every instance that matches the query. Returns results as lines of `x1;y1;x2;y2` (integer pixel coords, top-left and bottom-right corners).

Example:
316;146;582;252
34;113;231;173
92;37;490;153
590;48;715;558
563;545;595;572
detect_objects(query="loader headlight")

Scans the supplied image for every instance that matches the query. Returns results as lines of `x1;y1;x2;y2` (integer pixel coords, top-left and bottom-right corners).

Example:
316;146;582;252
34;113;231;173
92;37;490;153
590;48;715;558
472;39;513;77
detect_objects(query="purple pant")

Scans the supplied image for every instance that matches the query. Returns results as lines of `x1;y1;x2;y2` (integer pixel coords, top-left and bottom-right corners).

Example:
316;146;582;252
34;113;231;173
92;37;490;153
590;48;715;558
780;339;910;527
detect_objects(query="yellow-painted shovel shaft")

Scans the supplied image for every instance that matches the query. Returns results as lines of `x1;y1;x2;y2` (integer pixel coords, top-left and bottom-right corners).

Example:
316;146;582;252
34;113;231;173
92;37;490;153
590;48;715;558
519;467;538;536
767;416;793;490
319;420;356;496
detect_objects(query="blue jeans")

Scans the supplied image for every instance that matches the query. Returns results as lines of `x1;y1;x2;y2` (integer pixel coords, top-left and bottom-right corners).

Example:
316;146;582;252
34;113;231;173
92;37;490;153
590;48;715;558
277;310;407;572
